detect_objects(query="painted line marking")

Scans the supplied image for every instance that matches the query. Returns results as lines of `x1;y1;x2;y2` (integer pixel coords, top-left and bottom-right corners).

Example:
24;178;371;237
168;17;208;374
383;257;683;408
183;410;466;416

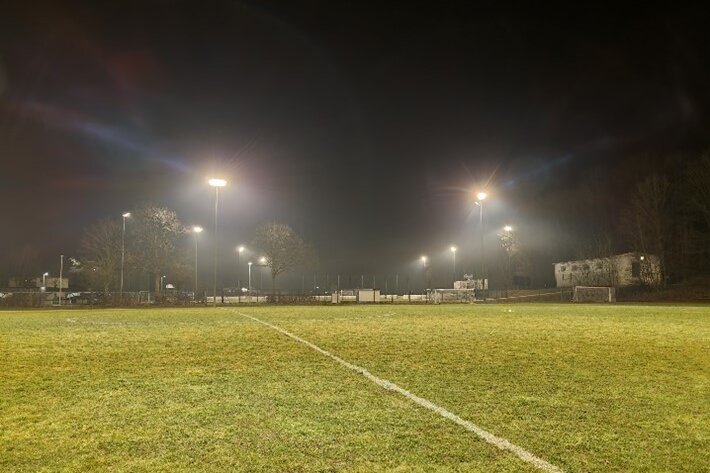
235;310;564;473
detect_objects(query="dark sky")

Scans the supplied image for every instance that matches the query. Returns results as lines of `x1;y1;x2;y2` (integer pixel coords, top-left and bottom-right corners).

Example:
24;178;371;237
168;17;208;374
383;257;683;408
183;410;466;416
1;2;709;286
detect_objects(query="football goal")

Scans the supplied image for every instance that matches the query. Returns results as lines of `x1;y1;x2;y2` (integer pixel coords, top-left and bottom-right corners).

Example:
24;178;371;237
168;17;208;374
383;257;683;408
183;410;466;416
573;286;616;303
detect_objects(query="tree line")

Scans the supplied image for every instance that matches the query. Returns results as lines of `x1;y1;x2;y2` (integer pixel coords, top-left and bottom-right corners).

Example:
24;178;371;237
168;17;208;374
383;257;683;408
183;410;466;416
494;153;710;288
0;204;313;295
2;154;708;293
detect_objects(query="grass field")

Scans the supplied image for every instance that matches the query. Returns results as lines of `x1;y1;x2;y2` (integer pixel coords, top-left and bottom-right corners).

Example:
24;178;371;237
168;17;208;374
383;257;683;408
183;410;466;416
1;304;708;472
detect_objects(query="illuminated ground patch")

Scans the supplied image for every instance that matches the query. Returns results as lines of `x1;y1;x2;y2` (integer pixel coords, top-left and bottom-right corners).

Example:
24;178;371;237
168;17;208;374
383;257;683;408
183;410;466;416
1;304;708;472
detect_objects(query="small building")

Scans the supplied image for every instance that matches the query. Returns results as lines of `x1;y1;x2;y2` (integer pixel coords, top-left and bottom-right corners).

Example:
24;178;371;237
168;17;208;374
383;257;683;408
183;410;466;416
554;252;661;288
357;289;380;303
453;274;487;290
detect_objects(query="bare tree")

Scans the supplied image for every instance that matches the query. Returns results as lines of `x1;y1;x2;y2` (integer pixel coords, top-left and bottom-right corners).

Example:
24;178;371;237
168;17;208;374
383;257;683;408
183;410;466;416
688;153;710;231
497;229;519;291
131;205;186;294
80;219;122;292
622;174;669;284
252;223;311;294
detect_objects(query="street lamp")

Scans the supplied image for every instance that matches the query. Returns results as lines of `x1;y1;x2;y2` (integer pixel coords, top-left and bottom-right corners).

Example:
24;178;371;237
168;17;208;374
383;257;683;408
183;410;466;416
475;191;488;280
237;245;245;289
120;212;131;300
192;226;203;301
208;178;227;307
450;246;457;286
42;272;49;291
504;225;513;232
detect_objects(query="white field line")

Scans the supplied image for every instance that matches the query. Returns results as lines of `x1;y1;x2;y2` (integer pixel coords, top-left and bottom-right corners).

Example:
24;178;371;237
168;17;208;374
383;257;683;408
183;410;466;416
235;311;564;473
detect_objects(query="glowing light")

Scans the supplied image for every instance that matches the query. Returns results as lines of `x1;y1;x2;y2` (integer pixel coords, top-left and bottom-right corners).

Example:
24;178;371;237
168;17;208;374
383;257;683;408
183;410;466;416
476;191;488;201
192;226;203;233
208;178;227;187
43;272;49;276
504;225;513;232
259;256;267;264
238;245;245;253
122;212;131;218
248;261;253;266
450;246;457;253
421;256;428;263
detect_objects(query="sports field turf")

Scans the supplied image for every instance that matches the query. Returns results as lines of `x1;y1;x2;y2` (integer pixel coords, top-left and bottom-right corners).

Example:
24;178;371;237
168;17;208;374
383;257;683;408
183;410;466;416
1;304;708;472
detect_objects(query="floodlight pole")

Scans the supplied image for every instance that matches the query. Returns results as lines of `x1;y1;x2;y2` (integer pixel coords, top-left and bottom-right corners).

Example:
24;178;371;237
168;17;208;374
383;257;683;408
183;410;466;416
249;263;252;298
192;227;203;300
208;178;227;307
58;254;64;306
120;212;131;300
479;201;484;278
421;256;428;291
236;246;244;290
474;192;488;282
213;187;219;306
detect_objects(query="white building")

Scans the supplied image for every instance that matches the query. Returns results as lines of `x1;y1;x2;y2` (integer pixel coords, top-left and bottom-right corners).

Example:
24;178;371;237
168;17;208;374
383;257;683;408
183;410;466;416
453;274;487;290
554;252;661;288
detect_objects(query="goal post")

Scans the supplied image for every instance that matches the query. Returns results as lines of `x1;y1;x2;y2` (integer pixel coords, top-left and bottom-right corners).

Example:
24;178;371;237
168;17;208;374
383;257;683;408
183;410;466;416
573;286;616;303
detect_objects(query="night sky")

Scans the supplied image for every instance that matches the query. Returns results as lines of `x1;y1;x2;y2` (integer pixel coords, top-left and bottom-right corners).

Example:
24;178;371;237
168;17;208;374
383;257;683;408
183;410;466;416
2;2;709;286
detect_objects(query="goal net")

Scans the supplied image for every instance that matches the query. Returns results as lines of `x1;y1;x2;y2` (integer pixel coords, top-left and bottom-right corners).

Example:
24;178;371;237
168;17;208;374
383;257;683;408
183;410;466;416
573;286;616;303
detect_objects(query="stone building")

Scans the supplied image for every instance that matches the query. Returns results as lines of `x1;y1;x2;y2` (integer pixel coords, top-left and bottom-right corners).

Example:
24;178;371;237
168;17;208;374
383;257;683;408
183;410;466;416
554;252;661;288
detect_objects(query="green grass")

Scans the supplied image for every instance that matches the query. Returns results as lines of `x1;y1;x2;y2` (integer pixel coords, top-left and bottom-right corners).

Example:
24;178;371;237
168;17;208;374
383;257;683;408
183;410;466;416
1;304;708;472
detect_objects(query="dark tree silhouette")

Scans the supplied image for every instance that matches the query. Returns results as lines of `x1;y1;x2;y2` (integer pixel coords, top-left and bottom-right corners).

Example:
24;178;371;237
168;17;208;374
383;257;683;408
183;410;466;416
252;223;311;294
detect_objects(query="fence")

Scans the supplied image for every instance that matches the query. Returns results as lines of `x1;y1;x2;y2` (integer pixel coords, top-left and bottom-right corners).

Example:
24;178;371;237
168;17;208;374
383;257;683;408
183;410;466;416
0;287;572;308
210;288;572;304
0;290;192;308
